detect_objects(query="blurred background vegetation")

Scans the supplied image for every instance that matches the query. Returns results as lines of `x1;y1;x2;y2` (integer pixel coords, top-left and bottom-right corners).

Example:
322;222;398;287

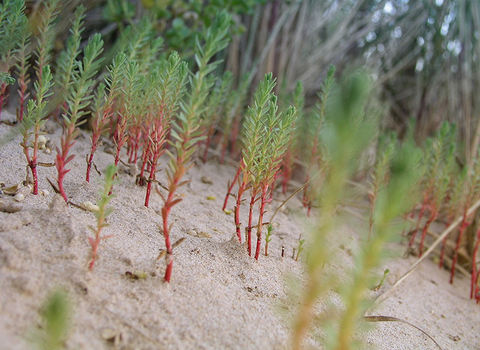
17;0;480;161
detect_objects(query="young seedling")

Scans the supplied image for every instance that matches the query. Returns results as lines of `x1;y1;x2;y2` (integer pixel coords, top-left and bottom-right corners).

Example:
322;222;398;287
0;0;27;119
252;104;297;260
35;289;71;350
125;31;165;166
143;52;188;207
371;268;390;292
409;122;455;252
88;164;117;271
157;12;231;282
86;53;126;182
232;73;276;243
19;66;54;195
55;34;104;202
264;224;273;256
418;130;456;256
295;238;305;262
113;60;139;169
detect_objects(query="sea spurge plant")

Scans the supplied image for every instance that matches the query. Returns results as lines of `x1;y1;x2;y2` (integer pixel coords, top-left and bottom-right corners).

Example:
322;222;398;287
113;60;140;170
409;122;456;252
251;103;297;260
232;73;276;243
0;0;26;118
157;12;231;283
143;52;188;207
86;53;126;182
418;140;456;256
19;66;54;195
302;65;335;216
55;34;104;202
88;164;117;271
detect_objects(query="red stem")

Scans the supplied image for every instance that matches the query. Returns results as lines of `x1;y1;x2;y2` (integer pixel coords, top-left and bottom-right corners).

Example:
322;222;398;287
223;164;242;211
439;218;452;268
255;187;270;260
418;210;437;257
247;193;260;256
409;195;428;247
234;180;247;243
145;162;157;207
86;105;115;182
56;123;77;202
138;147;150;186
0;83;6;119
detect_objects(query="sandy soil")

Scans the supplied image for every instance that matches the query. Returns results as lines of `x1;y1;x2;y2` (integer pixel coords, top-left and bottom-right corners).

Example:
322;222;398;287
0;108;479;350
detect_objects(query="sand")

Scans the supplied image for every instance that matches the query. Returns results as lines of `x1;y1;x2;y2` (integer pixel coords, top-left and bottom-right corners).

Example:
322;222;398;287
0;108;479;350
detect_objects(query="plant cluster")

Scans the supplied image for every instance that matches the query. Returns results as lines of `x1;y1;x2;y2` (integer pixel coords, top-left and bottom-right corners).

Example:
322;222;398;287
3;2;480;349
224;73;297;259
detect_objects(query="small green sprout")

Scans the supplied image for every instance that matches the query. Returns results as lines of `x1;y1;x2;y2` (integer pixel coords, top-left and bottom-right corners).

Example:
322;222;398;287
88;164;117;271
295;238;305;262
265;224;274;256
371;268;390;292
36;289;71;350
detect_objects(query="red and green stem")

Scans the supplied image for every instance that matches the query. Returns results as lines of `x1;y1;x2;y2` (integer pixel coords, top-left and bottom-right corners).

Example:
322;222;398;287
0;82;6;119
145;141;166;207
418;209;437;257
22;129;41;195
409;193;429;247
161;152;187;282
255;186;271;260
247;192;260;255
223;163;242;211
56;128;76;202
86;106;114;182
